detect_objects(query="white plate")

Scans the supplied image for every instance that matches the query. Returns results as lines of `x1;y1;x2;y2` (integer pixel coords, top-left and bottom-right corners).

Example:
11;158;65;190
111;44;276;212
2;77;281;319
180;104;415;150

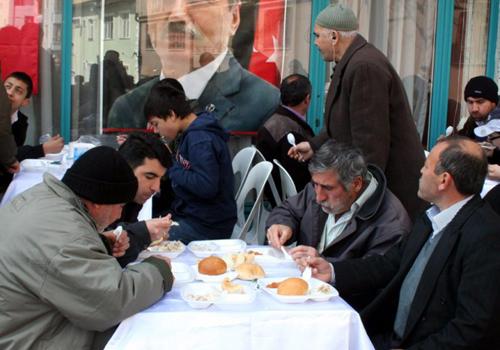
187;239;247;258
247;247;294;265
193;264;238;283
172;262;195;286
146;240;186;258
258;277;338;303
181;283;221;309
181;282;256;309
21;159;50;171
43;152;64;162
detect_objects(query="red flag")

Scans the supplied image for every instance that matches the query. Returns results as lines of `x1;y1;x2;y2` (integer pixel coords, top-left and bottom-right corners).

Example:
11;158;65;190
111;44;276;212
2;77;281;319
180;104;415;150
248;0;284;87
0;1;40;95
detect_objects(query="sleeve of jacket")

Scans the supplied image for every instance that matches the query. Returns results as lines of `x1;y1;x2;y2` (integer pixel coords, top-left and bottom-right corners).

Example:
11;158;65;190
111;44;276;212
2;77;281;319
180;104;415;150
347;63;391;170
265;184;314;244
333;238;404;295
123;221;151;249
40;235;173;331
116;221;151;267
169;137;221;199
255;126;277;165
407;227;500;350
16;144;45;161
310;129;330;151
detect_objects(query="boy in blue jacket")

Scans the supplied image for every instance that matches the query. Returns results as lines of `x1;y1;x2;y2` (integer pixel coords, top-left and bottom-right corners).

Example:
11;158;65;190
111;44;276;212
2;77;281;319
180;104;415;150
144;79;236;243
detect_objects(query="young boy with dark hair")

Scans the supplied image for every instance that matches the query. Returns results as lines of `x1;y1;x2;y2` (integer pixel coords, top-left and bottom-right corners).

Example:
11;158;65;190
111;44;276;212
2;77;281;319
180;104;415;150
144;78;236;243
104;132;174;266
4;71;64;160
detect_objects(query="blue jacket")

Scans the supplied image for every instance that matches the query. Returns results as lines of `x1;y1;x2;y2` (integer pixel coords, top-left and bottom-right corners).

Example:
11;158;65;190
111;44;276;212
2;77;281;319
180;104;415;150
169;112;237;238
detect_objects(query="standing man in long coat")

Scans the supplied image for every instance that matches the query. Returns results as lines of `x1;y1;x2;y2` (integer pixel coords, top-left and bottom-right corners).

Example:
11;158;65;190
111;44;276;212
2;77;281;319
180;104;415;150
290;4;426;220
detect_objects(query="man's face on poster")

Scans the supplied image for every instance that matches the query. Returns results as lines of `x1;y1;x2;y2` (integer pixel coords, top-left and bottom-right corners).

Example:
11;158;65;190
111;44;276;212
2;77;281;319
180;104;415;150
146;0;240;78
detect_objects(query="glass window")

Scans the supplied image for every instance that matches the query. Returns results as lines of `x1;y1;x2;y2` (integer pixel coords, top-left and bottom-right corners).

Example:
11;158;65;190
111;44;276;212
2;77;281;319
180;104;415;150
66;0;438;138
323;0;437;140
88;19;94;41
120;14;130;39
1;0;62;144
447;0;490;131
494;2;500;88
104;16;113;40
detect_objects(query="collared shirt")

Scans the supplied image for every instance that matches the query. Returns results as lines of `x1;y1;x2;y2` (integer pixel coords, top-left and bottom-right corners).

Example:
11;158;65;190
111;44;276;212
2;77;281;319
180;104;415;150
281;104;306;121
11;110;18;125
425;195;474;239
318;172;379;253
160;49;227;100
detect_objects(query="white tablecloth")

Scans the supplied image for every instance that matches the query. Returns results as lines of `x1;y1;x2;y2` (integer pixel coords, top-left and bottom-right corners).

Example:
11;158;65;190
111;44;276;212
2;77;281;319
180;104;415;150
105;249;374;350
0;160;152;220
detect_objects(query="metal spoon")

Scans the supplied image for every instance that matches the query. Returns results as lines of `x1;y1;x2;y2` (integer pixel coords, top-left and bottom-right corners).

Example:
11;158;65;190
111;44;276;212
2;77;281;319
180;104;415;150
287;133;296;147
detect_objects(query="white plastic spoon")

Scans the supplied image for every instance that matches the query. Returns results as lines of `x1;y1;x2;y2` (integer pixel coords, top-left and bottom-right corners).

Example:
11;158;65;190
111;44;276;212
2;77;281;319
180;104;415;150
445;126;454;137
281;246;293;261
113;225;123;242
302;265;312;281
287;133;296;147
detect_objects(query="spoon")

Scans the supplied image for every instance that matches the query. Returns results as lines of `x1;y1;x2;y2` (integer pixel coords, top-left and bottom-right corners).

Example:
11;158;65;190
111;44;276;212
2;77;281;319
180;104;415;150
281;246;293;261
150;218;178;246
113;225;123;242
445;126;454;137
287;133;296;147
302;265;312;281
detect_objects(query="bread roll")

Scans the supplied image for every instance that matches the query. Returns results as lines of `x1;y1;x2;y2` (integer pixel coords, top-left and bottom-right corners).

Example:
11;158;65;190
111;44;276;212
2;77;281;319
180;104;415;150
235;263;265;280
198;256;227;275
277;277;309;296
221;278;244;294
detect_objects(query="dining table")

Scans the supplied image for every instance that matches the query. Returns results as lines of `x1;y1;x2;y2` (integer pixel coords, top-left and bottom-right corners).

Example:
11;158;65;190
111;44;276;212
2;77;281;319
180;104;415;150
0;156;152;220
104;243;375;350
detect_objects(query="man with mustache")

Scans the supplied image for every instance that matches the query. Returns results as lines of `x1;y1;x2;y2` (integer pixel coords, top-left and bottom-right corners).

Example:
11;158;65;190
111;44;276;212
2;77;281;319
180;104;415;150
266;140;411;309
108;0;279;134
307;137;500;349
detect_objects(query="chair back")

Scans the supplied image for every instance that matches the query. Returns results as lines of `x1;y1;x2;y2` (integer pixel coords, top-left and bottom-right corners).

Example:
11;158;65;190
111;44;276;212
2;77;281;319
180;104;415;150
231;161;273;244
273;159;298;201
232;146;257;198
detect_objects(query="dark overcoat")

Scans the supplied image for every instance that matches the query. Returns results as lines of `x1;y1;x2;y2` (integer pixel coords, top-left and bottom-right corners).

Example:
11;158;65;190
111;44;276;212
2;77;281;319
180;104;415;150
311;35;426;220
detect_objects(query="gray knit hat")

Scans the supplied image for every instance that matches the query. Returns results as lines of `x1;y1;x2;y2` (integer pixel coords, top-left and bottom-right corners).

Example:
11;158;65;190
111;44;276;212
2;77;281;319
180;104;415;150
315;4;358;31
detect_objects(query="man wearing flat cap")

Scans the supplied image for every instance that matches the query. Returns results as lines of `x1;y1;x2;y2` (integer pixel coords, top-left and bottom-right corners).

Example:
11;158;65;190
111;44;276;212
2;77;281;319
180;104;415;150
0;146;174;350
289;4;426;221
458;75;500;141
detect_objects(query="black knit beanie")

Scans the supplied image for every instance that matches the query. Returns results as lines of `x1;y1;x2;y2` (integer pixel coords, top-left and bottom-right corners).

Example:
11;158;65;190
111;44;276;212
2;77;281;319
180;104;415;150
62;146;138;204
464;76;499;104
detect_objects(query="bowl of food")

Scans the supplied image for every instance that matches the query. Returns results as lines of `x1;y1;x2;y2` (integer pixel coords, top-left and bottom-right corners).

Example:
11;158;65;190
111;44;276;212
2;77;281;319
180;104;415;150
181;283;221;309
146;240;186;258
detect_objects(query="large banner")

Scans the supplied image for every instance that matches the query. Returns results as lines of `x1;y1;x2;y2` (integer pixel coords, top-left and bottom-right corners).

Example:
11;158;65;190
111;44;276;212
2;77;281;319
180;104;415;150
105;0;285;133
0;0;40;95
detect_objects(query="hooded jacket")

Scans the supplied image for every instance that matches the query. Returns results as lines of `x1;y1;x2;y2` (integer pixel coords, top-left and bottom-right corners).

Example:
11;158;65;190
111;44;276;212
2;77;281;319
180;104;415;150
169;112;237;238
